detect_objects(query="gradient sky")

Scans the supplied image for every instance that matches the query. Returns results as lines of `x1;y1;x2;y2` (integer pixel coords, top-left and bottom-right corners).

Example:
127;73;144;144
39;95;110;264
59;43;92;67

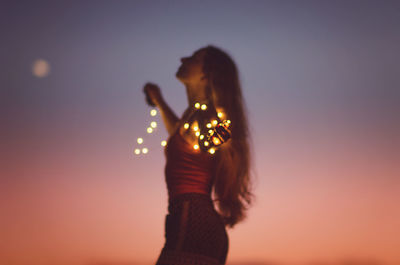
1;1;399;265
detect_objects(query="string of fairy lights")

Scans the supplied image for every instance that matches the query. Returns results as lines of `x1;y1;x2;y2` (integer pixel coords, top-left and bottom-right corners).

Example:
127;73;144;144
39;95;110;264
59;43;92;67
134;101;231;156
133;108;166;155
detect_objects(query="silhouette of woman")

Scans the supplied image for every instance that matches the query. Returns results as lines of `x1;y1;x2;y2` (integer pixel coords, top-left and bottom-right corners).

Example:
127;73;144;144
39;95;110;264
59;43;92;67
144;45;255;265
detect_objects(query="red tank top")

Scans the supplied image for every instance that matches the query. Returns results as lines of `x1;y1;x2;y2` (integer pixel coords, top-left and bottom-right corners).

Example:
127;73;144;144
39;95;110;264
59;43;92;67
164;129;215;200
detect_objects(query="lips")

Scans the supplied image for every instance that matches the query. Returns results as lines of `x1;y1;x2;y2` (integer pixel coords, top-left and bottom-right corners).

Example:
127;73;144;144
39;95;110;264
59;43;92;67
178;65;185;72
176;66;185;77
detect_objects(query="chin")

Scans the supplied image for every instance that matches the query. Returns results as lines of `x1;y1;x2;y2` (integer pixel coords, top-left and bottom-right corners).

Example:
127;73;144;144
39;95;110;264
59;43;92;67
176;70;185;80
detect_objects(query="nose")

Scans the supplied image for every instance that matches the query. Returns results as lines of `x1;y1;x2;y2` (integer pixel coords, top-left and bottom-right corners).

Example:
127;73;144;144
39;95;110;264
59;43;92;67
180;57;188;63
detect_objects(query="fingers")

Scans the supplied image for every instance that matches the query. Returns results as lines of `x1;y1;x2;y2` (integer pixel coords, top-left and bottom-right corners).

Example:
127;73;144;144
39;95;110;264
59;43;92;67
143;82;161;107
144;82;159;90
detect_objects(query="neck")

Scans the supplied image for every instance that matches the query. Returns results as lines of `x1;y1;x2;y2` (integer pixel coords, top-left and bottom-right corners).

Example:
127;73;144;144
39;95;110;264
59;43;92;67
186;84;209;108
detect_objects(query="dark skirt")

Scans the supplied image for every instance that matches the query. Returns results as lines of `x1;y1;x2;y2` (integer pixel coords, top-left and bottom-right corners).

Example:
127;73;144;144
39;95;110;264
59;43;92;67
155;192;229;265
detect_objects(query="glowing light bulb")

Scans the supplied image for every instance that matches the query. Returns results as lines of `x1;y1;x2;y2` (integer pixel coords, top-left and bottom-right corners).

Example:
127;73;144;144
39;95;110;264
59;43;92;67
147;127;153;133
208;129;213;134
204;141;209;146
193;125;199;131
209;148;215;154
193;144;199;150
137;138;143;144
226;120;231;124
194;102;200;109
134;148;141;155
201;104;207;110
217;112;223;118
212;137;221;145
206;123;212;128
199;135;204;140
150;109;157;116
195;131;200;137
184;123;189;129
142;147;148;154
150;121;157;128
212;119;218;126
161;140;167;146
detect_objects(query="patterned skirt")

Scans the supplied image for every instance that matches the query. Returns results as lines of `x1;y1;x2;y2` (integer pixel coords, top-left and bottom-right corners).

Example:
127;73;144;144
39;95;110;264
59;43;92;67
155;192;229;265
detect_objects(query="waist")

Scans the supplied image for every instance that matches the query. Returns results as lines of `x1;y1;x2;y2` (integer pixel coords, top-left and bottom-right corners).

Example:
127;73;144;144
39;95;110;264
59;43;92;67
168;192;214;213
169;189;211;201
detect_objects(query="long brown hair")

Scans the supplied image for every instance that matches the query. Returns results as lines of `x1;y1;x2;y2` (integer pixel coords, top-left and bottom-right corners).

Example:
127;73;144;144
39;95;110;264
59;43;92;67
200;45;256;229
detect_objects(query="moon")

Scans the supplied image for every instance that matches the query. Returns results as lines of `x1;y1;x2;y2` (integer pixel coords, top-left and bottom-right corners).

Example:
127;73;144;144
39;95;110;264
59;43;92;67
32;59;50;78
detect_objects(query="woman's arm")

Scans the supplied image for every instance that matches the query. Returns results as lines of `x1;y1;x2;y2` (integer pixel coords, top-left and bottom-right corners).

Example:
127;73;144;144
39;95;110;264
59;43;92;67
143;83;180;136
156;97;180;136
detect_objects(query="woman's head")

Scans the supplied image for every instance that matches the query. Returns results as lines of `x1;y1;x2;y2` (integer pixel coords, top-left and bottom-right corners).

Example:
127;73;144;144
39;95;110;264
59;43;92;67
178;45;255;228
176;45;242;118
176;49;207;85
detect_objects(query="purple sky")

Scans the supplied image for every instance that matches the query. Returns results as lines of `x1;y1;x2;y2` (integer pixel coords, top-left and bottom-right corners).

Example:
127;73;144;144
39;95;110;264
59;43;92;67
1;1;399;265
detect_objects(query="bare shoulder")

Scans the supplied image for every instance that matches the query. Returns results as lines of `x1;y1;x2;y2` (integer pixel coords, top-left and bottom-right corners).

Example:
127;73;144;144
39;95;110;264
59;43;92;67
169;108;188;137
177;108;198;146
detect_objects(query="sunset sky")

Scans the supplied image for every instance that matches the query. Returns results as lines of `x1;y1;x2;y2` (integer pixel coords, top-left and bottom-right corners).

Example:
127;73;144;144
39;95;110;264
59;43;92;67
1;1;399;265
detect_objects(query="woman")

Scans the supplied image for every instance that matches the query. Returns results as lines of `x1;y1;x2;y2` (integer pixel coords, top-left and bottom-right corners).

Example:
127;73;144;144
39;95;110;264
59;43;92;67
144;45;255;265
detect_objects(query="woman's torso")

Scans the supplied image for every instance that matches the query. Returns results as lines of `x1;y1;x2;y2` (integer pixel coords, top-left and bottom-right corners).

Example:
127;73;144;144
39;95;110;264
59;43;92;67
164;108;216;201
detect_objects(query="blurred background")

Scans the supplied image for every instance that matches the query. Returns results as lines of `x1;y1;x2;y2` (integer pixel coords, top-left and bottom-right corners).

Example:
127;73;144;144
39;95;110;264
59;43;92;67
1;1;399;265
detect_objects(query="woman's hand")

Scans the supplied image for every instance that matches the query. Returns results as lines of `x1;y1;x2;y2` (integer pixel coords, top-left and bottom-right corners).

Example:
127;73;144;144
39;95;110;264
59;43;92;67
143;82;179;135
143;82;163;107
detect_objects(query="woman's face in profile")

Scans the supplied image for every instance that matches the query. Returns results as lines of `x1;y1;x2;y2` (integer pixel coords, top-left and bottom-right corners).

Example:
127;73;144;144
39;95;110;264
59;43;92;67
176;49;207;85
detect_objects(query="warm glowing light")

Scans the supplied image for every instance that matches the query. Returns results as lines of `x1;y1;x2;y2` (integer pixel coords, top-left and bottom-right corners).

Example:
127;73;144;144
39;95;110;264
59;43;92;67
161;140;167;146
32;59;50;78
208;129;213;134
226;120;231;124
150;109;157;116
134;148;141;155
217;112;223;118
137;138;143;144
195;131;200;137
212;137;221;145
206;123;212;128
194;102;200;109
193;144;199;150
150;121;157;128
204;141;209;146
201;104;207;110
147;127;153;133
209;148;215;154
193;125;199;131
184;123;189;129
199;135;204;140
142;147;148;154
212;119;218;126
